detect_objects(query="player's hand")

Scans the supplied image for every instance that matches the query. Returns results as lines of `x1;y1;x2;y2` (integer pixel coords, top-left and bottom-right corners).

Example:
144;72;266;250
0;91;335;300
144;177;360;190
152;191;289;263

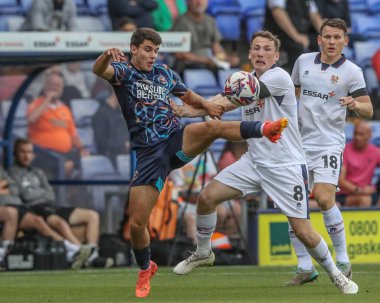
203;101;225;119
340;96;357;111
105;48;126;62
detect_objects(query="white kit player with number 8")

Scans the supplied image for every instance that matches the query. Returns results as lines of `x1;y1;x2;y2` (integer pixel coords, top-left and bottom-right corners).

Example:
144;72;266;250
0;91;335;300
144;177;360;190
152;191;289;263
172;29;359;294
286;18;373;286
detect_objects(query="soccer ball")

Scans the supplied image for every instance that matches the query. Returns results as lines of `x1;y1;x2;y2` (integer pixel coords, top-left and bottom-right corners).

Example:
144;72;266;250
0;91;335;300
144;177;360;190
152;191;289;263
223;71;260;107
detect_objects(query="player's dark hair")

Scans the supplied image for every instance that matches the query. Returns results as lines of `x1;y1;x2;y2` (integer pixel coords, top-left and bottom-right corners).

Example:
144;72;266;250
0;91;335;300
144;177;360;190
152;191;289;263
250;30;281;51
130;28;162;48
13;138;32;154
320;18;348;36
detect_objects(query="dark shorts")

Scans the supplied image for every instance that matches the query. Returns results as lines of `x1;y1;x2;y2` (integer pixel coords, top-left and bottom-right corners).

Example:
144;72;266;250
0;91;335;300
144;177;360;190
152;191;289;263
6;205;29;224
132;129;193;192
30;203;75;222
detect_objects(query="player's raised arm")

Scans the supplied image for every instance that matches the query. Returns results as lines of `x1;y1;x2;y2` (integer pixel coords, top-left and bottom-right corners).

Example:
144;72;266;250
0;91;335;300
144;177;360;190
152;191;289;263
180;90;226;119
93;48;125;80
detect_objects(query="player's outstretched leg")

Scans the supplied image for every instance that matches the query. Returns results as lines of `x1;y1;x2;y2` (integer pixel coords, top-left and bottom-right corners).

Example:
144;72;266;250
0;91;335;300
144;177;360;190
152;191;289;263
135;260;158;298
173;251;215;275
284;267;319;286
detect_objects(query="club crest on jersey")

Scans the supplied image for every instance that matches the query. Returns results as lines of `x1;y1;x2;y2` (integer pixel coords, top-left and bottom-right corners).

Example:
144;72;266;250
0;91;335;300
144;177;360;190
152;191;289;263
331;75;339;84
328;91;335;98
158;75;167;85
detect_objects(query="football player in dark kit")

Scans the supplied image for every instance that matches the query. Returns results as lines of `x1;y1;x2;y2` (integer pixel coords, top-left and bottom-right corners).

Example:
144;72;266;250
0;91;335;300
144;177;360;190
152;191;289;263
93;27;287;298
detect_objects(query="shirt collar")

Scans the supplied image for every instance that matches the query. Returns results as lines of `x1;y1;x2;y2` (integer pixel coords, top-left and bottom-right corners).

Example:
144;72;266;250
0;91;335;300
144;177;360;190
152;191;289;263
314;53;346;70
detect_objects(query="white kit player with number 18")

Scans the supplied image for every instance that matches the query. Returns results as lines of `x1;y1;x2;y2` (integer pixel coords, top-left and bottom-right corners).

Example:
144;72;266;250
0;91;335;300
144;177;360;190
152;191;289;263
172;30;359;294
286;18;373;286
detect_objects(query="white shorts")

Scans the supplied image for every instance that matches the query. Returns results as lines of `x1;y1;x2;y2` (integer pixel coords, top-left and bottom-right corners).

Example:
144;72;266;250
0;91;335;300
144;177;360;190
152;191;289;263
305;149;342;188
214;154;309;219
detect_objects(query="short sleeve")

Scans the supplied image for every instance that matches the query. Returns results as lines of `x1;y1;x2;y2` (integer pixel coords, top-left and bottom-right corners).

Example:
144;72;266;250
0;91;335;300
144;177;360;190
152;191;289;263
109;62;132;86
167;67;188;97
291;57;301;86
267;0;286;9
348;67;367;95
260;68;292;97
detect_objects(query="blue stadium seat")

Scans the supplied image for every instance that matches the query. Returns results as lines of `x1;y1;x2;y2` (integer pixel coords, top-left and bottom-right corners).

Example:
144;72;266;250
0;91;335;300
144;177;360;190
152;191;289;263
348;0;369;12
366;0;380;14
0;16;25;31
73;16;105;31
81;155;119;179
75;0;91;16
0;0;22;15
70;98;100;127
363;66;379;94
239;0;266;14
351;13;380;39
19;0;33;15
353;40;380;67
344;123;355;142
217;68;240;89
215;12;241;41
77;126;96;153
208;0;240;15
116;154;131;179
183;69;221;97
370;121;380;146
245;13;264;42
87;0;108;15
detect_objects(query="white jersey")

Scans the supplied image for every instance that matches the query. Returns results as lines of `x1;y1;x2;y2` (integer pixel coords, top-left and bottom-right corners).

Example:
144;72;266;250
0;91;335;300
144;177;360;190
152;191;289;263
292;52;367;151
242;66;306;167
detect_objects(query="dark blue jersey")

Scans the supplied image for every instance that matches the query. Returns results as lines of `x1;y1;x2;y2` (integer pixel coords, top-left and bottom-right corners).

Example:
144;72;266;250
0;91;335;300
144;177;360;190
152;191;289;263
109;62;188;148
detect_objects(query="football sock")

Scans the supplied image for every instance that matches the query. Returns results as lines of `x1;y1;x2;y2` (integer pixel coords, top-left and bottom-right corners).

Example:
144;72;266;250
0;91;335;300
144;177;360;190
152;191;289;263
306;237;340;277
64;240;80;262
196;212;217;258
322;205;350;263
133;247;151;270
288;226;313;270
240;121;263;139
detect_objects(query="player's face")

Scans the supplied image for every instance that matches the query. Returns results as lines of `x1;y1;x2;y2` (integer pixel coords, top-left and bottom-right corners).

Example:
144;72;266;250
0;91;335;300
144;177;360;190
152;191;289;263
318;26;348;62
249;37;279;76
15;143;34;167
130;40;160;72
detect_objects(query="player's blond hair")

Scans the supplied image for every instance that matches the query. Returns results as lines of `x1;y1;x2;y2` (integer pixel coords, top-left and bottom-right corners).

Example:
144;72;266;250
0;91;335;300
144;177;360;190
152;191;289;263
250;30;281;52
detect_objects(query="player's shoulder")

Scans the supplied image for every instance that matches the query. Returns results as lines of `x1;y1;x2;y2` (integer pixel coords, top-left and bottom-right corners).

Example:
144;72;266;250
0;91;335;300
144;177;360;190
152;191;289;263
297;52;318;63
342;57;362;72
261;66;293;83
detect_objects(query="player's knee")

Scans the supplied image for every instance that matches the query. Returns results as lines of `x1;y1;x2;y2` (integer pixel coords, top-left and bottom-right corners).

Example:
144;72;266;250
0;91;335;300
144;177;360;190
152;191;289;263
129;218;148;233
34;216;47;229
86;210;99;224
203;120;223;138
198;190;218;210
4;207;18;221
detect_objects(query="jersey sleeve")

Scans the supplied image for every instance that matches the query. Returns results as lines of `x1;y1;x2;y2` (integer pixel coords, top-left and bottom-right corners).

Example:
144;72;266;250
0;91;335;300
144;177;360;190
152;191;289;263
109;62;132;86
167;67;188;97
348;67;368;97
291;57;301;86
260;69;292;97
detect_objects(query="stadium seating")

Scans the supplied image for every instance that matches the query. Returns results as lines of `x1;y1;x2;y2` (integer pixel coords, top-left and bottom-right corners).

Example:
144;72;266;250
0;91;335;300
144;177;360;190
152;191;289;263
353;40;380;66
351;13;380;39
366;0;380;14
19;0;33;15
370;121;380;146
183;69;221;97
0;16;24;31
215;12;241;41
0;0;22;15
87;0;108;15
344;122;355;142
73;16;105;32
77;126;96;153
81;155;119;179
116;154;131;179
348;0;369;12
245;13;264;42
70;98;100;127
217;68;240;89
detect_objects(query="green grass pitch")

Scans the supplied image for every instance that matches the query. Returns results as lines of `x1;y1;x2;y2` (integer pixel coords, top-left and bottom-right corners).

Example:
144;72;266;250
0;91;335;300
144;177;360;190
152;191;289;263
0;264;379;303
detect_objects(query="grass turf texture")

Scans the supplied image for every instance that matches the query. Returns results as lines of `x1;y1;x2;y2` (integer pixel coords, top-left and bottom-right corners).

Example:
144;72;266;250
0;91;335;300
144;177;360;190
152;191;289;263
0;264;379;303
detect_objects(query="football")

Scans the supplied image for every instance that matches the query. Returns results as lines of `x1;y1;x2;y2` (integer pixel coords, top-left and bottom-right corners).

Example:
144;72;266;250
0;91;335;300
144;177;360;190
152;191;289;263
223;71;260;107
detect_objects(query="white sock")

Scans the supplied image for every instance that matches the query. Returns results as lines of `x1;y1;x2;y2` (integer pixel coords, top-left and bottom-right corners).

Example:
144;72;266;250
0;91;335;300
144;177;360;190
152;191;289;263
322;205;349;263
195;212;217;258
2;240;14;250
0;247;5;262
288;225;313;270
64;240;80;262
87;245;98;263
306;237;340;277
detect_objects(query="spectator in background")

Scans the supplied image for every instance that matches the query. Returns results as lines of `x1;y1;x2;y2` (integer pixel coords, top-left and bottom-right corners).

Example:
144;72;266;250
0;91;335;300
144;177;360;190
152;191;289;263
9;138;114;268
26;72;90;178
0;206;18;265
0;165;91;269
264;0;323;72
108;0;158;31
152;0;187;31
337;121;380;207
315;0;365;46
20;0;77;31
171;0;239;74
92;87;130;165
61;62;91;99
372;49;380;82
117;17;138;32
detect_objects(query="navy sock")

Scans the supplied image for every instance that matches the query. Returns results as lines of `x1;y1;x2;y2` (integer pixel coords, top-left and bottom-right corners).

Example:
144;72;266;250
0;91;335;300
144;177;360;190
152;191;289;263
240;121;263;139
133;247;151;270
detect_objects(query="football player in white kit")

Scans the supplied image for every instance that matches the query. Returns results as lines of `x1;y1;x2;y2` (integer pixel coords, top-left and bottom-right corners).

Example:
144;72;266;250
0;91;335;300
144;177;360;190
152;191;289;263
172;30;359;294
286;18;373;286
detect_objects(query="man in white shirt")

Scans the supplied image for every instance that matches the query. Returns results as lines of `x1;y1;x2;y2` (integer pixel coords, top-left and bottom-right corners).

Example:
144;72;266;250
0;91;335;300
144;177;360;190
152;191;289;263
287;18;373;285
172;29;359;294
